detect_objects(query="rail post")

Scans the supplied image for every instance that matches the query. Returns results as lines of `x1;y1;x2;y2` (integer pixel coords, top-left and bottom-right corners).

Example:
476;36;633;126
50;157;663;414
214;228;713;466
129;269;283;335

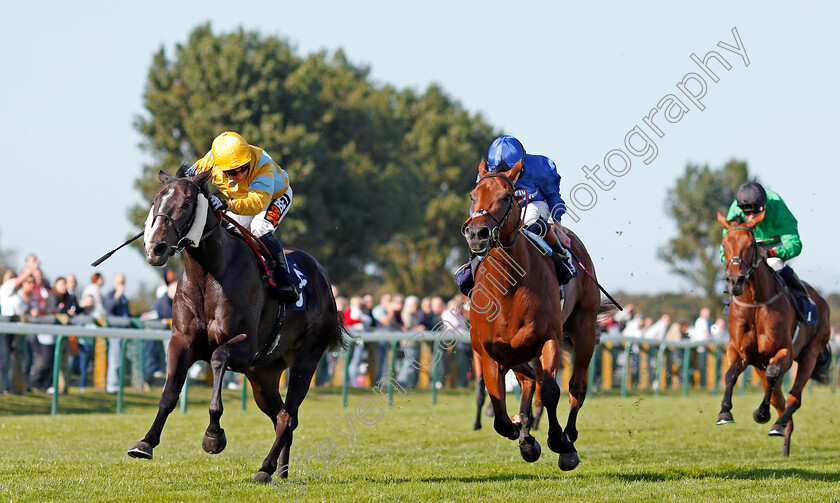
50;336;65;416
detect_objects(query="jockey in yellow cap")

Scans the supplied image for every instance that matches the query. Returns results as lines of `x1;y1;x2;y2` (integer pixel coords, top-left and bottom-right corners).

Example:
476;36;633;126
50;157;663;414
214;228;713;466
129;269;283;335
187;131;298;302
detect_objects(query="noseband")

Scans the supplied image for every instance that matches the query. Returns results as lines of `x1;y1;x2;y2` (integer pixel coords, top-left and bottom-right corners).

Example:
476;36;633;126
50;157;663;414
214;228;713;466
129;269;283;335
461;173;523;253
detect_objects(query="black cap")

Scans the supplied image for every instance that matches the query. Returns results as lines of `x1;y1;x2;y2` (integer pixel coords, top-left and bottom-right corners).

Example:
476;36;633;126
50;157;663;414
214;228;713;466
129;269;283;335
736;182;766;213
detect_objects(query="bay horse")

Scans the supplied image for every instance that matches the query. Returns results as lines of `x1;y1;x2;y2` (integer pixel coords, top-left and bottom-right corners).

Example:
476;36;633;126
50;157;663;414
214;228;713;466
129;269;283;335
462;160;603;470
716;211;830;456
127;169;345;482
471;351;545;431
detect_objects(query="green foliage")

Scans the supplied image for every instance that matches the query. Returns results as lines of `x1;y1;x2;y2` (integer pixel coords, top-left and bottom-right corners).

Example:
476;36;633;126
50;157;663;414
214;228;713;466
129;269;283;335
132;24;494;296
658;160;754;301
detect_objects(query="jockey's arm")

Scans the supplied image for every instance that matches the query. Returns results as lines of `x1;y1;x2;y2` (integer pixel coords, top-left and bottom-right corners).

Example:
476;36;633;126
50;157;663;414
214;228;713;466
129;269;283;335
191;151;214;174
227;189;271;215
770;200;802;261
226;160;278;215
542;158;567;223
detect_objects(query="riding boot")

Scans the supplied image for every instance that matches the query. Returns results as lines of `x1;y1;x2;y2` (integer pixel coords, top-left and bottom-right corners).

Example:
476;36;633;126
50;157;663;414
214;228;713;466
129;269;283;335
257;234;299;303
455;255;482;296
521;228;577;286
549;242;578;286
779;266;816;324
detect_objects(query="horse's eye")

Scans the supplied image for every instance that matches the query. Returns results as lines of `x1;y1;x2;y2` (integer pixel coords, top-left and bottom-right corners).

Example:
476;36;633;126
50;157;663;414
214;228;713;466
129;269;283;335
184;199;192;208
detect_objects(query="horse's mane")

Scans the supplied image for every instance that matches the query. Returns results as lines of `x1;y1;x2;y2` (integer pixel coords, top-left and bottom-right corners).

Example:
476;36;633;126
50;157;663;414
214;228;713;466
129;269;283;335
731;215;745;225
171;164;210;196
175;164;193;178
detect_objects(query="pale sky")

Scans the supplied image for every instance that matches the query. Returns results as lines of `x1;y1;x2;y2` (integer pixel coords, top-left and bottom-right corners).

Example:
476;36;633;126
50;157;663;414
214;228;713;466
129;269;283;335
1;1;838;297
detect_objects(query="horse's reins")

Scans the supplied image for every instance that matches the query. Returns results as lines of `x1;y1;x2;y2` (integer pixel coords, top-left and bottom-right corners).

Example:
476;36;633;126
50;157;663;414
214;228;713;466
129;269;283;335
724;226;785;308
217;211;271;257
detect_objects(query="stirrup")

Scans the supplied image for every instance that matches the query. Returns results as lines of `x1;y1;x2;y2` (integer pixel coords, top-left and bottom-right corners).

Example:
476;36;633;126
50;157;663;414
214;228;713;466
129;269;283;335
277;284;299;303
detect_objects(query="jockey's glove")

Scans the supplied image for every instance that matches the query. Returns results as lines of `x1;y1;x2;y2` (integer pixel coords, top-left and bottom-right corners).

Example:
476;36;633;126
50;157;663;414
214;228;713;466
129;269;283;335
209;195;228;211
767;248;778;258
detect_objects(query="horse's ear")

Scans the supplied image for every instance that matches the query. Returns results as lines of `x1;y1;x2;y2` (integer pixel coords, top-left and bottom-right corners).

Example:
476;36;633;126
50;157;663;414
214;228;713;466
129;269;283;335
158;170;171;184
478;159;489;178
745;211;765;228
717;211;732;229
507;160;524;182
194;170;212;190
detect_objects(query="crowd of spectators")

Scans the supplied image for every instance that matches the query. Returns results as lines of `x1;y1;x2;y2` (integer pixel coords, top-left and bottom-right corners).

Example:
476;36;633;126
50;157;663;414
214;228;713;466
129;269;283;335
2;255;839;396
602;304;731;388
0;255;176;394
322;289;472;390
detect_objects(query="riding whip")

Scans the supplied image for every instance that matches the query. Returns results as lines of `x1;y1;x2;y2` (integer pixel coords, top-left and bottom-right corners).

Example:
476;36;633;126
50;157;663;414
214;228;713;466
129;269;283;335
568;248;623;311
90;231;144;267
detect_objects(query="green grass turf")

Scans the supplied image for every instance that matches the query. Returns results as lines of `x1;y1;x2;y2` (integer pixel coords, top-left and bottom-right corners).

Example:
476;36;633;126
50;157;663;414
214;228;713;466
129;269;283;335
2;385;840;502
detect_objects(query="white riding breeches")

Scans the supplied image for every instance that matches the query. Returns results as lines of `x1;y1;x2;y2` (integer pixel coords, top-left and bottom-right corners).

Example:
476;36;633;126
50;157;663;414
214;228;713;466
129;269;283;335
523;201;550;228
766;256;785;272
226;187;293;238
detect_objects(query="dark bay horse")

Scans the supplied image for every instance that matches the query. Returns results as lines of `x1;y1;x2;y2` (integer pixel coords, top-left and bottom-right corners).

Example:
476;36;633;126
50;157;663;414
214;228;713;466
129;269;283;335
462;160;602;470
716;211;830;456
127;169;345;482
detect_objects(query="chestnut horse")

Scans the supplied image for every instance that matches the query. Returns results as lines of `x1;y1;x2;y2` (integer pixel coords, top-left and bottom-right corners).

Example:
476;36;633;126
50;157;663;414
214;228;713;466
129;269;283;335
127;169;345;482
471;351;544;431
716;211;830;456
462;160;602;470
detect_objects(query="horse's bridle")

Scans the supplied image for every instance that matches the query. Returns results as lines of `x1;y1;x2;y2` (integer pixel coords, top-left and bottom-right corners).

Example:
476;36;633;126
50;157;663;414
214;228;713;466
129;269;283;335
150;179;218;255
461;173;524;253
724;226;763;283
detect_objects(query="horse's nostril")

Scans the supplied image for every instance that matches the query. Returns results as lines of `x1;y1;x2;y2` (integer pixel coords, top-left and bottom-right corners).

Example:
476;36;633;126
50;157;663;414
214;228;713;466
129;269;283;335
153;243;168;256
477;227;490;240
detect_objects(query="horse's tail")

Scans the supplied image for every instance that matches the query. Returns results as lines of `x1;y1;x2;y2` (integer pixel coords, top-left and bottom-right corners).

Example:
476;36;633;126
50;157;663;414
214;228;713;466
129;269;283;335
596;296;618;323
293;249;350;352
329;309;351;352
594;296;619;343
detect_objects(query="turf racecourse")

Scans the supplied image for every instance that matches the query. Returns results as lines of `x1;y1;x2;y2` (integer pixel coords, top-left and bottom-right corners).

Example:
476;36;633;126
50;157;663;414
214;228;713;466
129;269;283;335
2;386;839;502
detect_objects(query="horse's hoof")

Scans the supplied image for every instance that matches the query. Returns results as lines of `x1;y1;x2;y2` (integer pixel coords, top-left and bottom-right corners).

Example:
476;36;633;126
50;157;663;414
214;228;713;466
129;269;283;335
127;441;153;459
558;451;580;471
716;412;734;425
519;437;542;463
473;423;481;431
768;424;785;436
753;406;771;424
253;471;272;484
202;430;227;454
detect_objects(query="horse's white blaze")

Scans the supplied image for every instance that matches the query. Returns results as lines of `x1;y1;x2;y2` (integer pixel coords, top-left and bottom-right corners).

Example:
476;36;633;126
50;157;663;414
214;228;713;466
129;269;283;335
144;187;175;256
143;207;155;237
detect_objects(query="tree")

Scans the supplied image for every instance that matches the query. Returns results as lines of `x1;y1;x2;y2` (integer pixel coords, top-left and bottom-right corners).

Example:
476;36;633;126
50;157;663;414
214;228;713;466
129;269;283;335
658;160;754;300
131;24;494;296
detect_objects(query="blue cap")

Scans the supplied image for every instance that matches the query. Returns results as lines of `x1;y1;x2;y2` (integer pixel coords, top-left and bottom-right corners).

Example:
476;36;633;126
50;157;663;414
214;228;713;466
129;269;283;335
487;136;525;173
